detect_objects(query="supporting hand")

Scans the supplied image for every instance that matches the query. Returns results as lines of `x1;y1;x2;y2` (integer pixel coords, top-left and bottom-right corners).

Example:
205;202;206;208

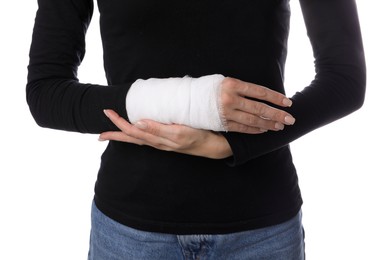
99;109;233;159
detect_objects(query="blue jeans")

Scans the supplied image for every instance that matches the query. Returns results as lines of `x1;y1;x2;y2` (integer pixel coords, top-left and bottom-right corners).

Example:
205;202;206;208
88;201;305;260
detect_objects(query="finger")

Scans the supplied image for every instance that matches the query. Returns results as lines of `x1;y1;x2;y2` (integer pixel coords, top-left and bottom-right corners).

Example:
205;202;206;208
134;120;181;148
225;121;269;134
235;80;292;107
103;109;136;131
225;110;285;131
103;109;172;145
99;131;144;144
134;119;195;143
133;120;214;153
235;99;296;126
103;109;169;140
99;130;177;152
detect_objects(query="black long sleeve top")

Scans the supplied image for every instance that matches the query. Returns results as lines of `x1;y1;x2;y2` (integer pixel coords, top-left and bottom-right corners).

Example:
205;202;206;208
26;0;366;234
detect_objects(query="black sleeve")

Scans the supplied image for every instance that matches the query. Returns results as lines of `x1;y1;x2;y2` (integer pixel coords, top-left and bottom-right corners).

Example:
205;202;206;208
26;0;131;134
223;0;366;165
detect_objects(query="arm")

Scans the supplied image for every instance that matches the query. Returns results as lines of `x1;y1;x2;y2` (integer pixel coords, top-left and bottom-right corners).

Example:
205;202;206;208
221;0;366;165
26;0;293;135
26;0;131;134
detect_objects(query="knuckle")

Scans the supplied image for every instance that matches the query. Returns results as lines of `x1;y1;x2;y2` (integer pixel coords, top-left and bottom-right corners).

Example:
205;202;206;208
221;92;236;107
255;86;268;98
173;130;184;141
276;111;286;122
234;98;246;111
270;110;286;122
248;115;260;126
241;114;256;126
253;103;266;116
222;77;238;89
146;124;160;136
171;128;188;144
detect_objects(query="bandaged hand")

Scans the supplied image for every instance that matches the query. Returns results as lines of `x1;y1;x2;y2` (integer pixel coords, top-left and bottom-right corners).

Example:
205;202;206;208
126;74;295;133
126;74;226;131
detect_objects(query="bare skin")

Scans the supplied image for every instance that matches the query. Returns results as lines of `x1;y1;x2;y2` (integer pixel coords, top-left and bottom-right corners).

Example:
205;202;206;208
99;78;296;158
100;109;232;159
220;77;295;133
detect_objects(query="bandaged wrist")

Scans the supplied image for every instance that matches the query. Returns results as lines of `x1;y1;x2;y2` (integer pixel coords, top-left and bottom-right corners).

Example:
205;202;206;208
125;74;226;131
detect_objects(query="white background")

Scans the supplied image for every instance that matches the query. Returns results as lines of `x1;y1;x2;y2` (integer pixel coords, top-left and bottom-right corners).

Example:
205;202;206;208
0;1;384;259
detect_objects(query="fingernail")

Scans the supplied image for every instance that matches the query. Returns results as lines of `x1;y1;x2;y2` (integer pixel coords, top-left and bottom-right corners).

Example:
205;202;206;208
135;121;147;130
283;98;292;107
275;123;285;130
284;116;296;125
98;135;107;142
103;109;110;118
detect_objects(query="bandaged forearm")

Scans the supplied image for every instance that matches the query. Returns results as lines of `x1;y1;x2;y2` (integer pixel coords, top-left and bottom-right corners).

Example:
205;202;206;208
125;74;227;131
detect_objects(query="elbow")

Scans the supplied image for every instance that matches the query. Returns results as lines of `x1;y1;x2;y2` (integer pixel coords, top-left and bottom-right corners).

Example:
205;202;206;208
26;80;50;129
349;66;367;113
330;57;367;115
26;84;41;127
347;50;367;112
353;85;366;112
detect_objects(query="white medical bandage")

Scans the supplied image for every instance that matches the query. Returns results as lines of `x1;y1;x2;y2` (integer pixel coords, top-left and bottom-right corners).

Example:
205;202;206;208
125;74;227;131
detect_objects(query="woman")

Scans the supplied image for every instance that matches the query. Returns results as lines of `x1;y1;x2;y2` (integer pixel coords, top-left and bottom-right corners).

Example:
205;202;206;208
26;0;366;259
